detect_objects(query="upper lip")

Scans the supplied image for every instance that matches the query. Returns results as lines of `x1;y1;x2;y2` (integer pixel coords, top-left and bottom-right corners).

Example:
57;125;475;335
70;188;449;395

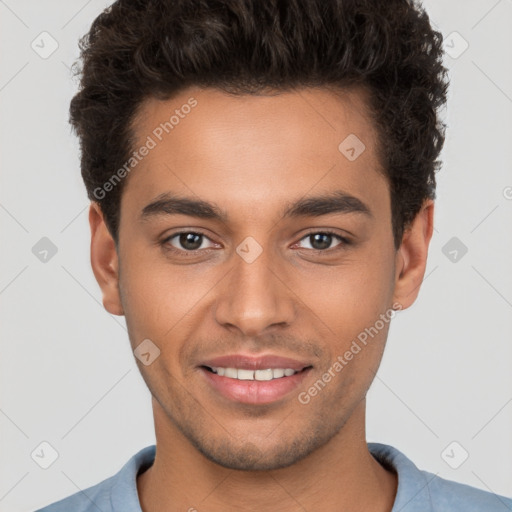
200;354;312;371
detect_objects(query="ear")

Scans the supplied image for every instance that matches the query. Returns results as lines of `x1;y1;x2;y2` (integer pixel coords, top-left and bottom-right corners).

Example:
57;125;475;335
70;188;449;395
392;199;435;310
89;202;124;316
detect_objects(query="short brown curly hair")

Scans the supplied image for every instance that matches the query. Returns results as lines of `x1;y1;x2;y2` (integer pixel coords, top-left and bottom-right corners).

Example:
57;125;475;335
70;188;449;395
69;0;449;249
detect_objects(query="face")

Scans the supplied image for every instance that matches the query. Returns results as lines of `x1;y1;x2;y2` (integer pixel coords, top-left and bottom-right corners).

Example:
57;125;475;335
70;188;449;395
91;86;432;471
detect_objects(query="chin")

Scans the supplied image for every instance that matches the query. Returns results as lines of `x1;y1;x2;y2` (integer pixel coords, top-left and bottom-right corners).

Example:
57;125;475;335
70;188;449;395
187;429;331;471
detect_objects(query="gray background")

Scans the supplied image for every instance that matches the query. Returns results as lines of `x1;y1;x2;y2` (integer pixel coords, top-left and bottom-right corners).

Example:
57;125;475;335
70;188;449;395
1;1;511;511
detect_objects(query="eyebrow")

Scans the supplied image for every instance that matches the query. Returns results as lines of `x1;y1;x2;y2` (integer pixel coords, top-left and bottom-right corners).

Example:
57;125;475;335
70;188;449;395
140;190;373;223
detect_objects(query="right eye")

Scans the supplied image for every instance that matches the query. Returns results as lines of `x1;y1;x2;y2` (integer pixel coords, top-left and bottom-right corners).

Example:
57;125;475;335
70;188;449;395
162;231;218;253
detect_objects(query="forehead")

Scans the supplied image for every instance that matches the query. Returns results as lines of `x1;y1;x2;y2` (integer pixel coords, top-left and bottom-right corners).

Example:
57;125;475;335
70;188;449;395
122;86;389;223
133;85;378;158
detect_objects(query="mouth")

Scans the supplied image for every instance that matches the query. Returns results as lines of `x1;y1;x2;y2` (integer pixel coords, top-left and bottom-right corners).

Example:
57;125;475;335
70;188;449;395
203;366;305;381
198;354;313;405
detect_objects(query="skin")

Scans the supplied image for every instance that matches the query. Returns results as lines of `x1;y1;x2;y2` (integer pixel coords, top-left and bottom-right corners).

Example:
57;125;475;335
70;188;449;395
89;85;434;511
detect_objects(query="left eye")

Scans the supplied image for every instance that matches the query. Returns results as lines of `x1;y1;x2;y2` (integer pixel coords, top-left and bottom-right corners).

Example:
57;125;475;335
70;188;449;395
296;232;346;251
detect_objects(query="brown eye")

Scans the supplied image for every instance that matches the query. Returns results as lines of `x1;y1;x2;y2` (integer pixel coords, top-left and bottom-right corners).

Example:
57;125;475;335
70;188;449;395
297;231;348;251
164;232;214;251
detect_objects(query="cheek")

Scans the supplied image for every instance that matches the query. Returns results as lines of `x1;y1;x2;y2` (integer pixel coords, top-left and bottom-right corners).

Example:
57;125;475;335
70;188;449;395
119;249;172;343
292;254;394;334
119;248;218;344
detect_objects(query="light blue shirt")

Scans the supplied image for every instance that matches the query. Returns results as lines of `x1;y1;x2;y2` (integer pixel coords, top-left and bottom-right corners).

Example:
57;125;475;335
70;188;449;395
35;442;512;511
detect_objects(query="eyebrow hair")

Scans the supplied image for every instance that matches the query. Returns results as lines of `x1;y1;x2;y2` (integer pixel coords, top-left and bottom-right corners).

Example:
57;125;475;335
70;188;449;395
140;193;229;222
140;190;373;223
281;190;372;219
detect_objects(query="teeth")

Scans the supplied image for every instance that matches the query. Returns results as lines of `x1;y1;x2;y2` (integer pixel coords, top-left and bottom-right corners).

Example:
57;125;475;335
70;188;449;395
224;367;238;379
237;369;254;380
209;367;299;381
255;369;273;381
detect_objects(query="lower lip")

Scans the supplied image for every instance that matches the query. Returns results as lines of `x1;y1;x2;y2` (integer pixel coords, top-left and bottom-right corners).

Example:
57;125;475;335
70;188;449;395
200;367;311;405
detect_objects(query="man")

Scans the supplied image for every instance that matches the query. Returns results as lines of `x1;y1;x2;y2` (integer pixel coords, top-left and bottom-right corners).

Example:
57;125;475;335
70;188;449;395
36;0;512;511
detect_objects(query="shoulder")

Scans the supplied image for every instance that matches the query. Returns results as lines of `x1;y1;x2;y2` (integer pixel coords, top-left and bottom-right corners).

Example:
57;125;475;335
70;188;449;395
34;475;115;512
426;471;512;511
368;442;512;512
34;445;156;512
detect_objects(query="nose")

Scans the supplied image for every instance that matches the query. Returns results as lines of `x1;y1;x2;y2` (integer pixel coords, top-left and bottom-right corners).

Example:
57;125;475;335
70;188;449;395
213;243;296;337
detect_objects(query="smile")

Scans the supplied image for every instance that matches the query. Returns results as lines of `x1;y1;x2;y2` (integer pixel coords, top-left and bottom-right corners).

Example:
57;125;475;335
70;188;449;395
206;367;299;381
200;364;312;405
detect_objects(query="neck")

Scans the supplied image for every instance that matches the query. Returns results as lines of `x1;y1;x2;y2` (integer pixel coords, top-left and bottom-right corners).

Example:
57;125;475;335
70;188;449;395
137;399;397;512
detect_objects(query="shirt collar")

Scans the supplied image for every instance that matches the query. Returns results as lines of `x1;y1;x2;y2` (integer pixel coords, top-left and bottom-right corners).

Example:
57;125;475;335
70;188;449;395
110;445;156;512
369;442;434;511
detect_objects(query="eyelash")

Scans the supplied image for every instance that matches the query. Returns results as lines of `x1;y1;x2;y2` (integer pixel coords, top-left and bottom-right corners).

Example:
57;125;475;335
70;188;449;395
296;230;351;252
160;229;351;256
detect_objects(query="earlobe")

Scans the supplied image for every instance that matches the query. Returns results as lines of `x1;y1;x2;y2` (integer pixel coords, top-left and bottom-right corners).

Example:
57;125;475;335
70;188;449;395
89;202;124;316
392;199;435;310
